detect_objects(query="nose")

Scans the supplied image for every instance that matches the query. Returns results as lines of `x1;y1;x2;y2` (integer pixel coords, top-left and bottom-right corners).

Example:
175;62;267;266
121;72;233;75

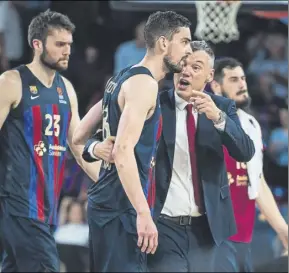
63;44;71;56
186;43;193;55
239;78;246;90
181;70;190;78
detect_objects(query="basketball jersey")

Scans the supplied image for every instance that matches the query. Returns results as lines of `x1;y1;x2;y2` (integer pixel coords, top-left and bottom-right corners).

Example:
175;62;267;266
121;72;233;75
223;147;255;243
88;66;163;217
0;65;72;225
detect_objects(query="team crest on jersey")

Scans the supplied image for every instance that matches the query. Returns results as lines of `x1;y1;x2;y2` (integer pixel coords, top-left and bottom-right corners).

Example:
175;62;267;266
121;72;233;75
57;87;67;104
29;86;38;95
57;87;64;99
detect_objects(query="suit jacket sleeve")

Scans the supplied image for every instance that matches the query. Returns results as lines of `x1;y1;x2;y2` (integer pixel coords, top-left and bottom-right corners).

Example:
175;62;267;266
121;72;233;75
220;100;255;162
82;129;103;163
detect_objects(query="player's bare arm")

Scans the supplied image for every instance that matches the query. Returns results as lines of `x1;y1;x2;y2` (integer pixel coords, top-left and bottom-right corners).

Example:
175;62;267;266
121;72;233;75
256;174;288;250
0;70;22;129
113;74;159;254
72;99;103;146
62;76;101;182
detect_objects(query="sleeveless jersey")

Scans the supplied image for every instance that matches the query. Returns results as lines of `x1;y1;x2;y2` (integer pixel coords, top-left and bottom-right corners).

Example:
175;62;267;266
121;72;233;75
0;65;72;225
223;147;255;243
88;66;163;217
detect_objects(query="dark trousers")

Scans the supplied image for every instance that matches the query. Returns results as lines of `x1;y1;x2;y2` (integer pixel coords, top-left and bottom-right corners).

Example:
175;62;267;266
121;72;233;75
215;240;253;272
0;203;59;272
87;206;147;272
148;214;216;272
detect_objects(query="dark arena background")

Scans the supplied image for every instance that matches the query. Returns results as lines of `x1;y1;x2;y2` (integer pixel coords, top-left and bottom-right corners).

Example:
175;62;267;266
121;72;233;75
0;0;287;272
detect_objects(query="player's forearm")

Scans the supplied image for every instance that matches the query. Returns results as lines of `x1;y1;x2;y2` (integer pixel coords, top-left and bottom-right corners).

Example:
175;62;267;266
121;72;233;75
70;143;101;182
72;102;103;146
256;178;288;233
113;148;151;215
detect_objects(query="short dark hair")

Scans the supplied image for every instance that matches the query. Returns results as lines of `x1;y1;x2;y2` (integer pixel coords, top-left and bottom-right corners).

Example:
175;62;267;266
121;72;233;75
214;57;243;83
28;9;75;48
190;40;215;67
144;11;191;49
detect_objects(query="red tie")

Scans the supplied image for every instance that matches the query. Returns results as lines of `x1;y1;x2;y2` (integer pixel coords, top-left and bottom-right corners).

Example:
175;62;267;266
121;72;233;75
186;104;205;214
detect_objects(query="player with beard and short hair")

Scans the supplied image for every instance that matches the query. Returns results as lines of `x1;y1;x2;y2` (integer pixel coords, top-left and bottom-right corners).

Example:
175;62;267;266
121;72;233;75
0;10;102;272
72;11;192;272
211;57;288;273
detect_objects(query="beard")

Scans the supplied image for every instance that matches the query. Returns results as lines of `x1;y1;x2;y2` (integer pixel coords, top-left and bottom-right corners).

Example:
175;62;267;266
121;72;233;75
40;45;68;72
223;89;252;110
163;54;183;73
235;96;252;110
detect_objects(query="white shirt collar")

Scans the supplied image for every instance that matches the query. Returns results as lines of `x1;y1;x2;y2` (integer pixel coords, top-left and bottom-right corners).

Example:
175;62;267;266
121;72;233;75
175;92;189;111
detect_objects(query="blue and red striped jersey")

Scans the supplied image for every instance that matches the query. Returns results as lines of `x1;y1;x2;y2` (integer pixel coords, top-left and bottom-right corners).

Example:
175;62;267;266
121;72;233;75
0;65;71;225
88;66;162;217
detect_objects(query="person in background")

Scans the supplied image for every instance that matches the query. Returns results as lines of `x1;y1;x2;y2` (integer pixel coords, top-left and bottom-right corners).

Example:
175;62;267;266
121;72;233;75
210;57;288;273
268;105;288;187
114;20;146;74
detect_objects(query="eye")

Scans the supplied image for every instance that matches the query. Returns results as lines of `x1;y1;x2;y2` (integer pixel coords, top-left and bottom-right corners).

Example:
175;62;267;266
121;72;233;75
192;66;200;71
230;78;238;83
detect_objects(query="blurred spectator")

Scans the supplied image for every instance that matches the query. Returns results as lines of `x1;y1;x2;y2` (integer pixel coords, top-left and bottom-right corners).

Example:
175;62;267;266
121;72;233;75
268;107;288;168
0;1;24;68
247;33;288;99
266;106;288;188
54;199;88;247
55;199;89;272
65;45;109;117
113;20;146;74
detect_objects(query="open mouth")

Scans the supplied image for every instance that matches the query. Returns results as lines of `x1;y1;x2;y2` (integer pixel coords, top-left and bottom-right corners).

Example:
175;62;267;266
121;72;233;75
178;78;190;90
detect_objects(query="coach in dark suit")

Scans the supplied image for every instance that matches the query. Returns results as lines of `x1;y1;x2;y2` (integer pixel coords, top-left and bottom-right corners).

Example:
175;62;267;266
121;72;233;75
81;41;255;272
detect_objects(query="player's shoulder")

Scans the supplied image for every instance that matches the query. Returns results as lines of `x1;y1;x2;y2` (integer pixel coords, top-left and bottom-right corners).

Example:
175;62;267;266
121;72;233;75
127;69;157;86
239;109;261;129
60;75;77;97
0;69;22;106
60;75;73;90
124;74;158;99
0;69;21;86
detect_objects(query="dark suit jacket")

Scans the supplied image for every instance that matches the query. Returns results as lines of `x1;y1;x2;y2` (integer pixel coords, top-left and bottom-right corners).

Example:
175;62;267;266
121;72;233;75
82;89;255;246
154;89;255;246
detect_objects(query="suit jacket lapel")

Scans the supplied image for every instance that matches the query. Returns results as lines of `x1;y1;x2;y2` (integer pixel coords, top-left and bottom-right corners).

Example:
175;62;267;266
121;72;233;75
161;89;176;169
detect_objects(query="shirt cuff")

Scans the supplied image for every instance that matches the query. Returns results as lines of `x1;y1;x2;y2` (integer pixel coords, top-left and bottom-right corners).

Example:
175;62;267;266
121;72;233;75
214;120;226;131
88;141;101;160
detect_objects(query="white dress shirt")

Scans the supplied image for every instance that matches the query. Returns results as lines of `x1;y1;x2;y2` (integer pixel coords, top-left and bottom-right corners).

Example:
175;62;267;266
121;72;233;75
162;93;201;217
161;93;226;217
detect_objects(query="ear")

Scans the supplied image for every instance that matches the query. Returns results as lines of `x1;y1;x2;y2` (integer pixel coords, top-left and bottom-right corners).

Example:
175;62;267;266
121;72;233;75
32;39;43;50
206;68;215;84
155;36;169;53
210;79;222;96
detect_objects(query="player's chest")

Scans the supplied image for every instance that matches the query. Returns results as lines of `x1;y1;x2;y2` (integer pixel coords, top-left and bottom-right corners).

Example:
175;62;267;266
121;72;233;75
22;84;70;109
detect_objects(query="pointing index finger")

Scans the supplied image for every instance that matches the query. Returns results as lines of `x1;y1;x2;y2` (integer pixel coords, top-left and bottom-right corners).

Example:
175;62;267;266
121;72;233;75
191;90;207;98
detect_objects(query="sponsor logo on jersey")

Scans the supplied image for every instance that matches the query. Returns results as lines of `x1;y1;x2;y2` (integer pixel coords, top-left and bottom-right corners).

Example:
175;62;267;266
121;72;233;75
48;144;67;157
34;141;66;157
34;141;47;157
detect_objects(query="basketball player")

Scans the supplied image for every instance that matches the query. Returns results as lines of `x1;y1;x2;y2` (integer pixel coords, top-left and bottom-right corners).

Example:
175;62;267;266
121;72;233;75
210;57;288;272
73;11;192;272
0;10;101;272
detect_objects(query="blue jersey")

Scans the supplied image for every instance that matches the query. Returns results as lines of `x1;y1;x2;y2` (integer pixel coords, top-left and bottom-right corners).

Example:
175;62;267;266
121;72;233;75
88;66;163;216
0;65;71;225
